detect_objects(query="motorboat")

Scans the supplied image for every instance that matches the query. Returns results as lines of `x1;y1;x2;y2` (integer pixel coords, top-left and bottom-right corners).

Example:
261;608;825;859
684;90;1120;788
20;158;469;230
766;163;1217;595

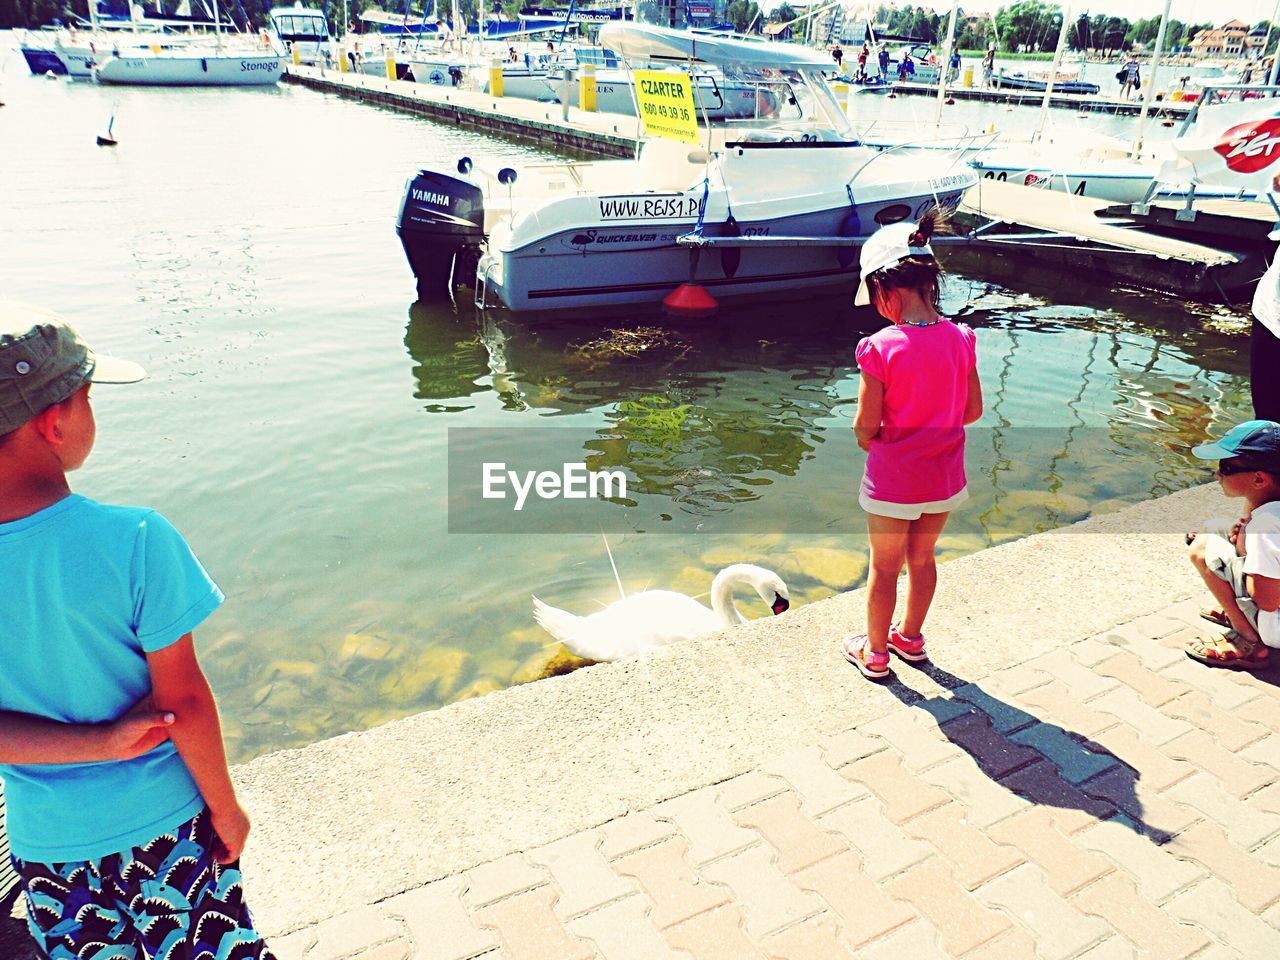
395;24;976;313
991;69;1100;96
270;3;332;65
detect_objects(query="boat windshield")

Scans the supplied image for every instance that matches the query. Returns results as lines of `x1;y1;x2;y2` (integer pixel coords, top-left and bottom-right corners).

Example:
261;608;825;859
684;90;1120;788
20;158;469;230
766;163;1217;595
716;64;853;137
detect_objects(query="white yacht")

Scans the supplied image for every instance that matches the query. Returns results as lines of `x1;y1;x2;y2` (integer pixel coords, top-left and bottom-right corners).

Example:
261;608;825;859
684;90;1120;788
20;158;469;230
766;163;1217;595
269;3;332;65
396;24;976;313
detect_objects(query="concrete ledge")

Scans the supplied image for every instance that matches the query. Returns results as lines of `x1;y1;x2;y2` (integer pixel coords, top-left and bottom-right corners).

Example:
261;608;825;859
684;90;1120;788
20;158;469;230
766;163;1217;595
282;65;636;158
237;483;1219;934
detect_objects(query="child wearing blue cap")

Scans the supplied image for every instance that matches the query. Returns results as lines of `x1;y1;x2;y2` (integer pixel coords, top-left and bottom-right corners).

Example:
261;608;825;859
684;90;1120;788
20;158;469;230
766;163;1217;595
0;303;275;958
1185;419;1280;670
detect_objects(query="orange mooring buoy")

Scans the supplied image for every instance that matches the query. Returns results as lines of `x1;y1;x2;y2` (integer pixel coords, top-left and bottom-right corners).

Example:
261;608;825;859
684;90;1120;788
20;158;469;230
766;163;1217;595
662;283;718;318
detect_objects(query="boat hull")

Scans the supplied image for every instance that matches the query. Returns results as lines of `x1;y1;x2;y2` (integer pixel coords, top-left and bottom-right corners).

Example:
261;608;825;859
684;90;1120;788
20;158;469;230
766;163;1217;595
972;165;1152;204
480;190;966;312
95;52;285;85
20;46;67;75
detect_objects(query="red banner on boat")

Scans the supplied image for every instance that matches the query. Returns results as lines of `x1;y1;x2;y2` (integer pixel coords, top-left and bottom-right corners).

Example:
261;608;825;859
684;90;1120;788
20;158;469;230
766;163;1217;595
1165;98;1280;192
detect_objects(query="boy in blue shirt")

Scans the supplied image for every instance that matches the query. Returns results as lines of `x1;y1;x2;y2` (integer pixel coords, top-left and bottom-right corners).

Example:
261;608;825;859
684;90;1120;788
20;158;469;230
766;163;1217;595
0;303;275;959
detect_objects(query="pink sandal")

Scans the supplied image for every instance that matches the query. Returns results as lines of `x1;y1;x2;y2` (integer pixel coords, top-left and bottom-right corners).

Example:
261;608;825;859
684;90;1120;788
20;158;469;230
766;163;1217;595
842;633;891;679
888;625;928;663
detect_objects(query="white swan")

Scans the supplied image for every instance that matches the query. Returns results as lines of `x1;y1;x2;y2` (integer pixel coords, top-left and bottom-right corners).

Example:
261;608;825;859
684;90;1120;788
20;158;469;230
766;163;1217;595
532;563;790;662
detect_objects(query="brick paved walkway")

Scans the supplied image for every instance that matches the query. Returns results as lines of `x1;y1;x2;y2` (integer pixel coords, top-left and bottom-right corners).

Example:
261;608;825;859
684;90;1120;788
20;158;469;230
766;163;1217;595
264;597;1280;960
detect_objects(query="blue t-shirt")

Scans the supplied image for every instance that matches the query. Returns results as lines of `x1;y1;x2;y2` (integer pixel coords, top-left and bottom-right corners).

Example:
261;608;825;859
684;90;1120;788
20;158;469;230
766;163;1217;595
0;495;223;862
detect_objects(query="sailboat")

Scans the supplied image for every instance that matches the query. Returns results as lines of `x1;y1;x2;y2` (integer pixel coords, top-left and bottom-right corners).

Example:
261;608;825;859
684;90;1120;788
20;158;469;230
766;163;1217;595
94;0;286;85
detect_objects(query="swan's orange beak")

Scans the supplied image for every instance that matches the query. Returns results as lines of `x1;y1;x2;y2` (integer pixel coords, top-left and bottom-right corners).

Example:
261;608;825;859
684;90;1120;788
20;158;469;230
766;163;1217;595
771;594;789;615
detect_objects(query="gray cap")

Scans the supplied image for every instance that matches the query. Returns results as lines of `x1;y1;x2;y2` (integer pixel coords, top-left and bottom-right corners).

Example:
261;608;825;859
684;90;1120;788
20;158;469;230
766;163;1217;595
0;302;145;434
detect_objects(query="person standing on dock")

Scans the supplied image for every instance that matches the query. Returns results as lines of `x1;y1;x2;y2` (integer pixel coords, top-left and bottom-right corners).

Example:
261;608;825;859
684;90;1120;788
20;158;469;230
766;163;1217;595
841;213;984;680
0;303;276;960
856;43;867;81
1121;57;1140;99
1249;230;1280;421
879;45;890;79
982;44;995;86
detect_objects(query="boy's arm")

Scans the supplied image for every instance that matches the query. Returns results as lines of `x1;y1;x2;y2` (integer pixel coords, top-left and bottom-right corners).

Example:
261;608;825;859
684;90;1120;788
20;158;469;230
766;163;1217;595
146;633;250;864
0;702;175;764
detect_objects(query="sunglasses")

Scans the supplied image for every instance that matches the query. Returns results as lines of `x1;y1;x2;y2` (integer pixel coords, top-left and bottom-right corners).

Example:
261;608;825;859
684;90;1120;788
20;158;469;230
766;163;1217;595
1216;460;1264;476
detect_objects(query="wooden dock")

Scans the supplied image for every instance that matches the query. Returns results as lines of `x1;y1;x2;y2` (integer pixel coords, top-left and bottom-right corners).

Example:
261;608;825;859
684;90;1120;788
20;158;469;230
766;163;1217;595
283;64;636;157
954;178;1261;302
892;80;1195;118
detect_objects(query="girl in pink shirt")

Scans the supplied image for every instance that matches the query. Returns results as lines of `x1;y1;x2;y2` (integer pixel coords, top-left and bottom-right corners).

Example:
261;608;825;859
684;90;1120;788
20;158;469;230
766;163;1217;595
842;212;983;679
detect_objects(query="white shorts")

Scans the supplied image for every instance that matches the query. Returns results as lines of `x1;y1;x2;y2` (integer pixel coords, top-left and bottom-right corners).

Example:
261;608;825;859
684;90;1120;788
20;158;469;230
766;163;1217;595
860;486;969;521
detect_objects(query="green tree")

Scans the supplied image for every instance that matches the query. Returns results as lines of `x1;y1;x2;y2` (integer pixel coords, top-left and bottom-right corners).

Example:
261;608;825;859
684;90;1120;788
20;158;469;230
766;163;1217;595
994;1;1063;53
769;2;794;23
725;0;759;33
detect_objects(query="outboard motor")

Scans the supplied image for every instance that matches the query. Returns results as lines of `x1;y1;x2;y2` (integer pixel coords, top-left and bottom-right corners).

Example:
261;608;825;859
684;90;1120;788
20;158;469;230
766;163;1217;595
396;162;485;299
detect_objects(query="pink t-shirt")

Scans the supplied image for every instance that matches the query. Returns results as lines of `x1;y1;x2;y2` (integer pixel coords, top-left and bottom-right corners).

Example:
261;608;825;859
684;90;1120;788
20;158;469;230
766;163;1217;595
855;319;977;504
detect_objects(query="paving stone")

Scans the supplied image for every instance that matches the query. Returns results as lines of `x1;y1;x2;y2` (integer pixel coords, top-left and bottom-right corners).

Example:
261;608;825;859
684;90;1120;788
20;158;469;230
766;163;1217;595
976;863;1109;960
384;877;500;960
1240;735;1280;776
886;857;1011;955
760;913;860;960
1017;680;1121;737
938;713;1040;779
1000;760;1116;834
266;929;316;960
761;746;870;818
665;905;766;960
957;927;1039;960
598;811;678;861
1165;731;1277;799
987;807;1113;896
701;844;823;940
840;749;950;824
526;831;639;920
1165;877;1280;955
612;838;730;929
1092;687;1194;746
1163;820;1280;913
790;850;917;948
821;729;888;769
983;661;1054;698
1074;815;1206;904
952;681;1039;734
651;788;758;867
1010;722;1121;785
901;802;1024;890
1238;697;1280;737
1165;772;1280;849
1257;833;1280;869
856;918;945;960
919;754;1031;828
1159;658;1263;711
1070;871;1211;960
1258;784;1280;818
1074;936;1139;959
304;907;403;960
817;797;933;882
1094;624;1188;670
350;940;412;960
734;792;846;876
1095;650;1192;711
472;886;594;960
1083;726;1195;793
1073;636;1130;668
715;771;788;813
861;711;957;773
1161;692;1270;752
1124;611;1193;641
463;855;551;909
569;895;679;960
1079;766;1198;844
1025;649;1121;700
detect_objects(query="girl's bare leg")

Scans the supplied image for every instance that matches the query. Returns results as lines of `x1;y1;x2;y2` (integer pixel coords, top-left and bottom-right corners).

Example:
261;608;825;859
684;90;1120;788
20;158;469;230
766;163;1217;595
866;514;910;653
900;511;950;638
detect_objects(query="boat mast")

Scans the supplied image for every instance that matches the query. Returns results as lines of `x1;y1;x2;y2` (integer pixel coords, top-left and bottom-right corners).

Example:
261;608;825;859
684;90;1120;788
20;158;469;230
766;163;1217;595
933;2;958;124
214;0;223;49
1131;0;1171;157
1031;1;1070;143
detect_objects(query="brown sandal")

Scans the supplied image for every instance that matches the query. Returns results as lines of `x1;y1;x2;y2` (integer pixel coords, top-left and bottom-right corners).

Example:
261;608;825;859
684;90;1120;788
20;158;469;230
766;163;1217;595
1185;632;1270;671
1199;608;1231;629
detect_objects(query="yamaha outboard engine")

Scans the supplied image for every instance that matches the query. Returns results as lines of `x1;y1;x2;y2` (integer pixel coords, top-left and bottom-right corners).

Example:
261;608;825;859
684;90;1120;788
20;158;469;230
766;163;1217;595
397;161;485;299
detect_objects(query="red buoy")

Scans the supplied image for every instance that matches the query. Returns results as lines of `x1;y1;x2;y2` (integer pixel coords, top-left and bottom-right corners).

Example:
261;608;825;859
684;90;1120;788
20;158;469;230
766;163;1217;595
663;283;718;318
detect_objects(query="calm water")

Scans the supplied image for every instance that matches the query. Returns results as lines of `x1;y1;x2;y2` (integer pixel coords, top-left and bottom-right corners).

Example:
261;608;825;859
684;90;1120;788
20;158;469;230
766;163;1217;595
0;37;1257;761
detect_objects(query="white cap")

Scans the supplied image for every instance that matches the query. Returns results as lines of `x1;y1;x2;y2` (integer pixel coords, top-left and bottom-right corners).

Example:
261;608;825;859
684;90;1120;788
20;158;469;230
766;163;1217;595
854;221;934;307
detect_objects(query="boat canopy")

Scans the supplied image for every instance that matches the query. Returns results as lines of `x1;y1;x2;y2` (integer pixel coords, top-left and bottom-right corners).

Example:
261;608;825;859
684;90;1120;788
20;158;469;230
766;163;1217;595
598;23;832;70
